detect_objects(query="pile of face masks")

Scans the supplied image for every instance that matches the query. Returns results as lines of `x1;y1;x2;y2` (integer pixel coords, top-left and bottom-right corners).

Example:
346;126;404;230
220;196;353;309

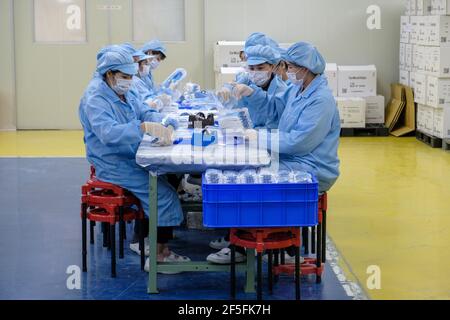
205;168;313;185
218;108;253;130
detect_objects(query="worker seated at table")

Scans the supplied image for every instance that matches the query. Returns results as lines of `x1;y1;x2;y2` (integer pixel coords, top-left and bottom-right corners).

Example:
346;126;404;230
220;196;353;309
207;42;341;265
217;44;288;129
139;39;167;96
79;48;191;270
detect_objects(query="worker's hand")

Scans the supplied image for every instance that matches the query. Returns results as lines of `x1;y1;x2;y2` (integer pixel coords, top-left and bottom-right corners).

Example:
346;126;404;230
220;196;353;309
161;116;179;131
244;129;258;142
146;98;163;111
141;122;173;146
156;93;172;106
216;86;233;103
233;84;254;99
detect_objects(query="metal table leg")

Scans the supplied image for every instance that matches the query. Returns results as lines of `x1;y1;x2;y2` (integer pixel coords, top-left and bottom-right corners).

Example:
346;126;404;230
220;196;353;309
322;210;327;263
82;203;87;272
230;245;236;299
245;249;256;293
268;250;273;294
148;175;159;294
257;252;262;300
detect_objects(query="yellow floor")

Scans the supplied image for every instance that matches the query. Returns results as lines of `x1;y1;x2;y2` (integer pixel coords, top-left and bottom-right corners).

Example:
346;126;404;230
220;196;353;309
0;130;85;157
1;131;449;300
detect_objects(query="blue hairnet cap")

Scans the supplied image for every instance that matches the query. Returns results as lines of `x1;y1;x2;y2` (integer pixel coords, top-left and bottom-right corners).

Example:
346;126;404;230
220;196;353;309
141;39;167;58
96;45;127;61
244;32;279;50
276;47;288;61
132;50;152;62
245;45;281;66
97;50;138;76
120;42;136;55
285;42;326;74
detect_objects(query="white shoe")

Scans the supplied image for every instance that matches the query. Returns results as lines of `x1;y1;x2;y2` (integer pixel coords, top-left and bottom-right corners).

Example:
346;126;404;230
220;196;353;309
209;237;230;250
206;248;246;264
263;252;305;264
130;238;149;256
144;252;191;274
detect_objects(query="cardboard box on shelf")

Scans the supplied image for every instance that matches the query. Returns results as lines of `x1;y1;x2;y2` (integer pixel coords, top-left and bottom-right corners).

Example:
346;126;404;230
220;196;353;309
213;41;245;72
418;16;429;45
432;0;450;15
427;46;450;78
417;104;435;135
445;106;450;139
405;44;413;71
335;97;366;128
410;71;417;89
427;15;450;47
365;95;386;124
417;0;433;15
410;0;418;15
433;107;445;138
337;65;377;97
214;67;245;90
414;73;428;105
325;63;338;97
401;16;411;43
412;45;426;73
427;76;450;108
400;69;410;87
400;43;406;69
410;16;420;44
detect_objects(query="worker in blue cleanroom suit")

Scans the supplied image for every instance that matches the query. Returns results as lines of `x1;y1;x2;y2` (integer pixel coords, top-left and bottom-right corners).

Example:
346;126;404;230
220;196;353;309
139;39;167;96
236;41;341;193
219;45;288;129
79;49;190;268
236;32;280;85
132;50;158;105
207;42;340;265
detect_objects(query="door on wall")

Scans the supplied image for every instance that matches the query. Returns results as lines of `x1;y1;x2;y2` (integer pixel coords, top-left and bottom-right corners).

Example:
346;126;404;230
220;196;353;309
14;0;204;130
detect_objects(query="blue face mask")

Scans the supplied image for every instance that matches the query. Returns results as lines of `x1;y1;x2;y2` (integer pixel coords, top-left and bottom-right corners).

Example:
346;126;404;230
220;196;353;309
149;58;160;70
287;70;305;88
112;77;133;95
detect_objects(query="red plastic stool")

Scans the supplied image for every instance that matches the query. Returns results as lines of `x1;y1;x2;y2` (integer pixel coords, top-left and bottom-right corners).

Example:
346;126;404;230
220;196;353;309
229;228;302;300
81;166;145;278
277;193;327;284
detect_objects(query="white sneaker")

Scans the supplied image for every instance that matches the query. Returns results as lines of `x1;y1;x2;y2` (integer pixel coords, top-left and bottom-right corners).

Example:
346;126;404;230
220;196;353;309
263;252;305;264
144;252;191;274
130;238;149;256
206;248;246;264
209;237;230;250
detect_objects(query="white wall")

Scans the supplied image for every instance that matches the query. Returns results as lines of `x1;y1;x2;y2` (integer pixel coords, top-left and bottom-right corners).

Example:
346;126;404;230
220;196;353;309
0;0;405;129
204;0;405;97
0;0;16;130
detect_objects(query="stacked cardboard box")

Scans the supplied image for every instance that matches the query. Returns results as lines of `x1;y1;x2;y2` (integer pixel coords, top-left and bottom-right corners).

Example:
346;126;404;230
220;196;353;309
213;42;385;129
400;0;450;139
213;41;294;90
336;65;385;128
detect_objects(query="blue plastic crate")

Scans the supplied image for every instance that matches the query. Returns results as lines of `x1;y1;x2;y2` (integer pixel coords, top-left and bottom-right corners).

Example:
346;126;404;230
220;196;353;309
202;174;319;228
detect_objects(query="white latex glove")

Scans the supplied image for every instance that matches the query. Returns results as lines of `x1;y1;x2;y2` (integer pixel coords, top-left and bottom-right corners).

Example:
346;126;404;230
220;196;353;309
234;84;254;100
157;93;172;106
244;129;258;142
141;122;174;146
216;86;232;103
146;98;163;111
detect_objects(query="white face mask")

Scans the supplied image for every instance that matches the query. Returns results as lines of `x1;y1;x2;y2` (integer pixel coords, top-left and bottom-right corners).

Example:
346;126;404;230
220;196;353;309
139;64;150;77
111;77;133;95
149;59;160;70
287;69;305;89
249;70;271;87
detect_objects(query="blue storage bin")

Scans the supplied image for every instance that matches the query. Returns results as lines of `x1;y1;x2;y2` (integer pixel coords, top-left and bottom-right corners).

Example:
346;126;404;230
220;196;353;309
202;174;319;228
